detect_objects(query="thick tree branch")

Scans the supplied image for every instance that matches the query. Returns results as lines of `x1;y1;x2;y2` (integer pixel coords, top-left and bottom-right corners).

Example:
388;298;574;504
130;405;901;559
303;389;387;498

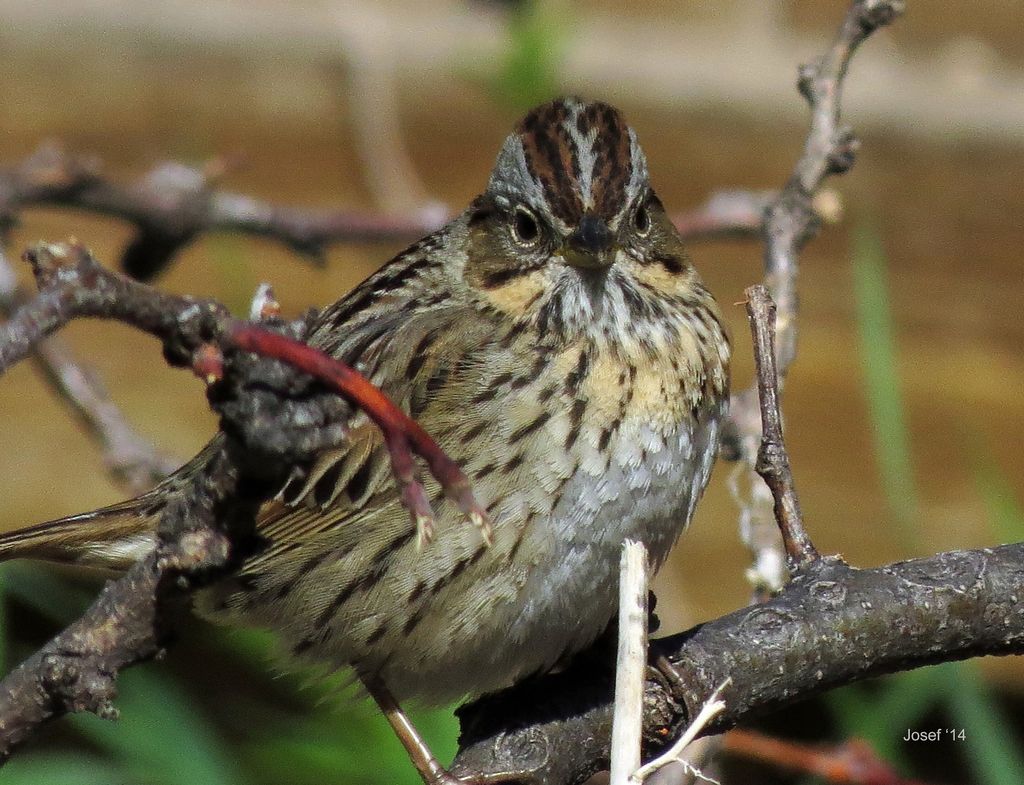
451;545;1024;785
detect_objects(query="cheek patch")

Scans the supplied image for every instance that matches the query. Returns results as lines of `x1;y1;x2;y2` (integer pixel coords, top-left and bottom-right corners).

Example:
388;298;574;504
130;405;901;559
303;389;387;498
479;270;547;315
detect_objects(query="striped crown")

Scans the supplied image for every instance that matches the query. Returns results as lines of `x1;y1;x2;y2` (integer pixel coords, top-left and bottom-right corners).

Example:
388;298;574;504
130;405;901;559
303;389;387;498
487;97;649;233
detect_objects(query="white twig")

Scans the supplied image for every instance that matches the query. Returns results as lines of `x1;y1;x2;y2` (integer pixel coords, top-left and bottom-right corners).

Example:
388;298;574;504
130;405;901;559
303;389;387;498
249;282;281;321
630;679;730;785
609;540;649;785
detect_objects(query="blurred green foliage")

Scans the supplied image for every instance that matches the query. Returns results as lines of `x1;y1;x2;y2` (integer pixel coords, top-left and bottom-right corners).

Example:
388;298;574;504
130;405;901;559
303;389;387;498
484;0;566;110
0;562;457;785
821;225;1024;785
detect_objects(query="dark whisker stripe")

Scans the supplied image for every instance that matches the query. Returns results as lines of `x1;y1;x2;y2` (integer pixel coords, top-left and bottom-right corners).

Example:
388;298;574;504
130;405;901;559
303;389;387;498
619;279;650;320
649;251;685;274
536;293;564;338
480;263;539;289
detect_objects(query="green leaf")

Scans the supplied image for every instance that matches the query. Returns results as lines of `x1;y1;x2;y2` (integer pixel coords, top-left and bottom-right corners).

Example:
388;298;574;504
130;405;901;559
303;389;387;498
70;667;244;785
851;226;918;547
2;754;127;785
946;664;1024;785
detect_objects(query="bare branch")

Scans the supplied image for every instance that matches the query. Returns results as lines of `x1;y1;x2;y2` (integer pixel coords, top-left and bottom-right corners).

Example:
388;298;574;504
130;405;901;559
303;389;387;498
0;144;769;286
0;244;178;492
671;191;771;242
1;261;178;490
0;144;442;280
763;0;905;378
724;0;905;590
745;285;818;567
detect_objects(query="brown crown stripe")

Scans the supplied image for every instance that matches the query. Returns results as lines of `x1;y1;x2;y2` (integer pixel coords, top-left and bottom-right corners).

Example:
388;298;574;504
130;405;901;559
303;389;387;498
516;98;634;226
590;104;633;220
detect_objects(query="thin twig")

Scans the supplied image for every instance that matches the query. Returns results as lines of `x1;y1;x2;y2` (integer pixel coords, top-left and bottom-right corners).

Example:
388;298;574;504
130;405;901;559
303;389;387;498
745;285;817;567
725;0;905;590
630;680;728;785
610;540;649;785
0;145;767;286
0;144;442;280
333;30;434;215
0;244;178;494
671;191;771;242
763;0;905;378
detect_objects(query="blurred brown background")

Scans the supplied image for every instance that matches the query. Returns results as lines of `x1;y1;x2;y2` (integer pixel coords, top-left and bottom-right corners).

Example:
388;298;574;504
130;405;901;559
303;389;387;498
1;0;1022;685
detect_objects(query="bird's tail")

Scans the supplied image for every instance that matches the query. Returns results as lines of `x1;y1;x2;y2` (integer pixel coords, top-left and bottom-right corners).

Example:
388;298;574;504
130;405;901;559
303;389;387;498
0;439;227;571
0;491;165;572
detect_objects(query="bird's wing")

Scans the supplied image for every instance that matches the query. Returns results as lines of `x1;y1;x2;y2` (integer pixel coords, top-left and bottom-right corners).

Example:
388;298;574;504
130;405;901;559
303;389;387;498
241;225;497;573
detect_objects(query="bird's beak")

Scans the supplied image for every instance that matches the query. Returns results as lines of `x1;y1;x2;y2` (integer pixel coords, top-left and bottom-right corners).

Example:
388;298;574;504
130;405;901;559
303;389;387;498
563;213;614;270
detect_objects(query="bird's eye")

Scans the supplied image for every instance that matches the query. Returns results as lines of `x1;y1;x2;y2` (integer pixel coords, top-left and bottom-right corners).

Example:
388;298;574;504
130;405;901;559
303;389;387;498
511;206;540;247
633;204;651;236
